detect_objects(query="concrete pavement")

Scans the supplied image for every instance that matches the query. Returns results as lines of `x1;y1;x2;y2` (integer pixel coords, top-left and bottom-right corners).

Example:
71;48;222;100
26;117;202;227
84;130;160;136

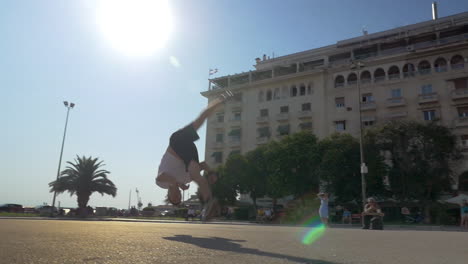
0;218;467;264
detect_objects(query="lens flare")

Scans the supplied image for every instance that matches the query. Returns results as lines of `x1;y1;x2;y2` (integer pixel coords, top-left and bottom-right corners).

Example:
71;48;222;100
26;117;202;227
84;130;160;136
300;216;326;245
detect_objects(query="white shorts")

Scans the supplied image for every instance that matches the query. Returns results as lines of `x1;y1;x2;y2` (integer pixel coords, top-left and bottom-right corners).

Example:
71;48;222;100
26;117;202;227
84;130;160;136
156;151;191;189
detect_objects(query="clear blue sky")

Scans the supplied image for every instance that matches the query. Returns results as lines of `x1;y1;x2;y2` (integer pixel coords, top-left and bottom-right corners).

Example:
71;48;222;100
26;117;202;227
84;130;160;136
2;0;467;209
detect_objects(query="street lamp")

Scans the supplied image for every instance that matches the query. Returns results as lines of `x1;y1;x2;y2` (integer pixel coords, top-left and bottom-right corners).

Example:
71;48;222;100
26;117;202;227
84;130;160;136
50;101;75;216
350;61;368;208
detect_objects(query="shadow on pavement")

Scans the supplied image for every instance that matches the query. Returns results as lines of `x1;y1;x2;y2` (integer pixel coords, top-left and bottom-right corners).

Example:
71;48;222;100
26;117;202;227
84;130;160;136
163;235;339;264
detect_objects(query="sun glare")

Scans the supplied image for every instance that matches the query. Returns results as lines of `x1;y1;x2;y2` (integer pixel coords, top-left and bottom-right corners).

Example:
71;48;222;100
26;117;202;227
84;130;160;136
96;0;173;57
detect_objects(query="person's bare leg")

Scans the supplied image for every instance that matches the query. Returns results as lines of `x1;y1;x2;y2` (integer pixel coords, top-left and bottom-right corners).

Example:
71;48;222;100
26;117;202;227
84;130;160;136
192;93;231;131
188;161;212;201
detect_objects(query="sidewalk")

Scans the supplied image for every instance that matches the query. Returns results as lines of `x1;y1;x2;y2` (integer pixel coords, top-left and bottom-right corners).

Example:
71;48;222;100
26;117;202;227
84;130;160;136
1;216;466;231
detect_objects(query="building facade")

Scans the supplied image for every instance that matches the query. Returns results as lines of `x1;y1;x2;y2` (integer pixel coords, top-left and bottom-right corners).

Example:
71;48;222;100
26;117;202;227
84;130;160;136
201;12;468;194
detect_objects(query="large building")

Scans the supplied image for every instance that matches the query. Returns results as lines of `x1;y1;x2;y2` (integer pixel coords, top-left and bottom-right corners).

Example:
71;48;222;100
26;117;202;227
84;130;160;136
201;11;468;194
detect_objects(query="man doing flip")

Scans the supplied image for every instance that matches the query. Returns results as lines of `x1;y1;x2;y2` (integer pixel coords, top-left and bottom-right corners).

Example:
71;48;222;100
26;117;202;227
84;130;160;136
155;91;232;219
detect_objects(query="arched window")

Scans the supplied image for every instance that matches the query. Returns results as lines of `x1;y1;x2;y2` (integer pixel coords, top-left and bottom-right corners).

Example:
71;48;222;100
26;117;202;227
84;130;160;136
347;73;357;85
266;90;272;101
258;91;264;102
291;86;298;97
360;71;372;84
403;63;415;78
434;57;448;72
374;68;386;83
335;75;345;88
299;84;306;96
418;60;431;75
451;55;465;70
388;66;400;80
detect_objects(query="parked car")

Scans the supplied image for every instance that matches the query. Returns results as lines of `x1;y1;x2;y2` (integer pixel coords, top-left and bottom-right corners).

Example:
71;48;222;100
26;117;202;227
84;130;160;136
0;204;24;213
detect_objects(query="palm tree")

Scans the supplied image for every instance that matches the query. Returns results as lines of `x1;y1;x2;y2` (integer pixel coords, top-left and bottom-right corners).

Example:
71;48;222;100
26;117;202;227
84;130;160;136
49;155;117;217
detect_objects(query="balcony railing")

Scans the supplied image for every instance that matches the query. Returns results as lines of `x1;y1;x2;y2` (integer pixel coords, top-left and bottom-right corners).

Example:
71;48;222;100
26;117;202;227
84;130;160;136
388;74;400;80
256;137;269;145
386;97;406;107
386;111;408;119
451;63;465;70
418;68;431;75
335;83;345;88
297;110;312;119
435;66;448;73
455;116;468;128
361;78;372;84
361;101;376;110
229;138;241;147
418;92;439;104
403;71;415;78
374;76;385;83
451;89;468;100
256;116;269;123
213;142;224;149
347;80;357;86
276;113;290;121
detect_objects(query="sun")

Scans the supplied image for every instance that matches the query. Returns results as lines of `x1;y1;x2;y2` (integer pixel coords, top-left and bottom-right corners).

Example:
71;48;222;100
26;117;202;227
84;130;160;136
96;0;173;57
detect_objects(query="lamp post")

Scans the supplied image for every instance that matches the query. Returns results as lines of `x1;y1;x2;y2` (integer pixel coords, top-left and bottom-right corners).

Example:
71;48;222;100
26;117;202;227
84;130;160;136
50;101;75;216
350;61;368;208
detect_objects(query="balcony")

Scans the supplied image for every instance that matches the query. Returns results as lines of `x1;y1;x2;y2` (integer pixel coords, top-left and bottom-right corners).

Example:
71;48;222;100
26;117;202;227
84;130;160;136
347;80;357;86
212;121;224;129
451;63;466;70
455;117;468;128
297;110;312;119
360;102;376;111
256;137;269;145
374;76;385;83
386;97;406;108
386;111;408;119
276;113;290;121
256;116;269;123
212;142;224;149
229;118;241;126
451;89;468;100
388;74;400;80
418;92;439;104
435;66;448;73
418;68;431;75
229;138;241;147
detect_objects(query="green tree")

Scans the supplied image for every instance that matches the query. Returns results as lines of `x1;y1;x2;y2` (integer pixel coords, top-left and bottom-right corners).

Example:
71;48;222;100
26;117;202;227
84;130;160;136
242;147;269;210
369;121;461;223
49;156;117;217
211;162;239;206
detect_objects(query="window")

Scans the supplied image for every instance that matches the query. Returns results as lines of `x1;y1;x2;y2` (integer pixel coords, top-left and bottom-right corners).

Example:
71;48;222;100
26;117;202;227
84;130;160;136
302;103;311;111
391;89;401;98
458;107;468;118
362;93;374;103
299;122;312;131
307;84;312;95
273;88;280;100
266;90;272;101
216;133;224;143
335;121;346;131
216;113;224;123
454;78;467;89
228;128;241;141
291;86;298;97
363;120;375;127
335;97;345;108
461;135;468;147
260;109;268;117
299;85;306;96
257;127;271;138
281;87;289;99
232;93;242;102
233;112;241;121
211;152;223;163
335;76;345;87
423;110;436;121
280;106;289;113
277;124;290;136
258;91;264;102
421;84;433;94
